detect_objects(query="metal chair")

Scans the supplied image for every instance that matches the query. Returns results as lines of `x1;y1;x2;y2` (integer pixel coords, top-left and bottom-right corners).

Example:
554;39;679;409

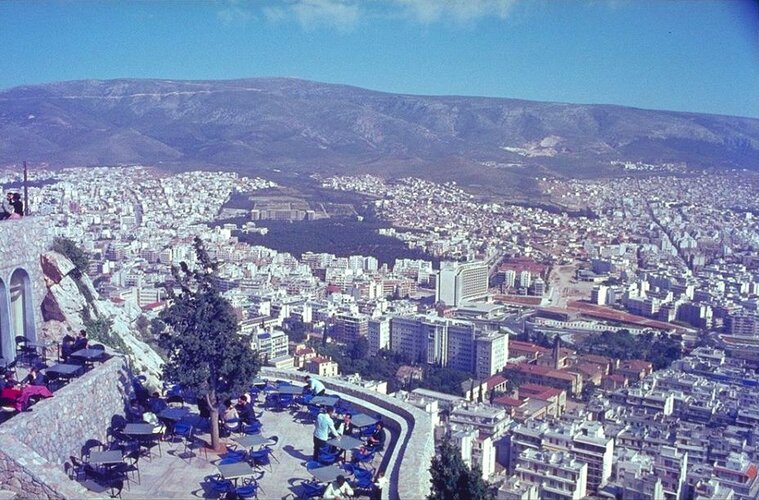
236;477;260;499
299;480;326;499
206;474;234;496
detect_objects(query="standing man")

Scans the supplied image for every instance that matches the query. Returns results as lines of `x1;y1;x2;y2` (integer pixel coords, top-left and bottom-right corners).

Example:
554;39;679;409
313;406;341;459
305;375;326;396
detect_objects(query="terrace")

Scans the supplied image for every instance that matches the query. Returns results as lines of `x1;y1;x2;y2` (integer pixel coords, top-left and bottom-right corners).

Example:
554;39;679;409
0;361;434;499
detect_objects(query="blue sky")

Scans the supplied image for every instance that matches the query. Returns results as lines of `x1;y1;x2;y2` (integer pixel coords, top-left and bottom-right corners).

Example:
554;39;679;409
1;0;757;117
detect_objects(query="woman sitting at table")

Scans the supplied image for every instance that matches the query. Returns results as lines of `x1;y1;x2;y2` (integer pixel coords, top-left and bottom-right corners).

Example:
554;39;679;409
3;369;53;411
221;398;241;434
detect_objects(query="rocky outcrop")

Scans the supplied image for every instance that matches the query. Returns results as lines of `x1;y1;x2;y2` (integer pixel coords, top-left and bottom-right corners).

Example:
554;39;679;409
40;252;76;285
39;251;164;388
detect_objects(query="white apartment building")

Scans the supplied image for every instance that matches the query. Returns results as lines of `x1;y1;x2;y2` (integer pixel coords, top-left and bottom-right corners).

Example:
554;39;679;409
437;260;489;307
390;314;478;373
368;317;391;355
509;421;614;493
450;427;496;480
515;449;588;500
475;331;509;379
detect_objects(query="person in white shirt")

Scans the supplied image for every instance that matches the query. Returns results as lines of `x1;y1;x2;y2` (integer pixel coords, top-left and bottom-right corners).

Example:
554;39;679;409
322;475;353;499
313;406;341;459
305;375;326;396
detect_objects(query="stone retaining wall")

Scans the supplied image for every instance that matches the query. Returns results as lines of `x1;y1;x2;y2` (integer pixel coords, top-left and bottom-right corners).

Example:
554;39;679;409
261;368;434;499
0;355;133;498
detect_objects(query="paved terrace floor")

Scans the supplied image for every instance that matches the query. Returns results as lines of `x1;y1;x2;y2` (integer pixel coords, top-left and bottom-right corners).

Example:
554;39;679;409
116;397;384;499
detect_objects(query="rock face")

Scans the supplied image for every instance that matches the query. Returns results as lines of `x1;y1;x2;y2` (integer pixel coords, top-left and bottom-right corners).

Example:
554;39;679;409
39;251;164;388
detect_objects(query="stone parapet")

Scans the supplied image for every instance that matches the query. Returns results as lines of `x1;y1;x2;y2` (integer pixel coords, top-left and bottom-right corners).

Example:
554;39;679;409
0;355;133;498
261;367;434;499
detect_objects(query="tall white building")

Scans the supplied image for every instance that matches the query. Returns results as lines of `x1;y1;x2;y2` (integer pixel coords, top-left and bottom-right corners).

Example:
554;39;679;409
475;331;509;379
368;317;391;355
503;269;517;289
519;270;532;290
437;261;489;307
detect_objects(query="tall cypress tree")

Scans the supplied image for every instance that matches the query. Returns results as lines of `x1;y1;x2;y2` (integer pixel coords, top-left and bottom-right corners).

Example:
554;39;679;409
157;237;260;450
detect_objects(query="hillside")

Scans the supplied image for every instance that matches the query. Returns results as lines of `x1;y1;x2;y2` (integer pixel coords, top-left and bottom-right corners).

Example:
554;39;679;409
1;78;757;193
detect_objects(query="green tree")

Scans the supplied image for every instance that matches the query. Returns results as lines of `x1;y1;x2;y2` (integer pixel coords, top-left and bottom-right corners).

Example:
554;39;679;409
157;237;260;451
429;439;494;500
283;318;307;343
51;237;90;273
348;336;370;360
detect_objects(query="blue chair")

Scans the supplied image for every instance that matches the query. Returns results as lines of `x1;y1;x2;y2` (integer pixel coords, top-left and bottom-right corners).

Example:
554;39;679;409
352;449;375;466
219;446;245;464
265;435;280;463
299;480;326;499
277;394;294;410
307;405;321;420
206;474;233;496
343;463;357;475
305;460;321;471
353;470;375;492
360;424;377;438
318;450;339;465
264;393;279;408
235;477;259;499
243;421;263;434
249;448;273;472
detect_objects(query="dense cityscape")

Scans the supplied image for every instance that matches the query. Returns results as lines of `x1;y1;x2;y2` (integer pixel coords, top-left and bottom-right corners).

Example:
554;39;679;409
1;163;757;499
1;1;757;498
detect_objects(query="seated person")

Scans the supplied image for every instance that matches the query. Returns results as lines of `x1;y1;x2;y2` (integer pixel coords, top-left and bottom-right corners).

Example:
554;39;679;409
127;398;145;421
235;395;255;423
221;399;240;434
60;334;75;361
147;391;168;413
336;413;353;436
71;330;88;352
142;410;166;435
22;367;46;386
3;370;53;411
322;475;354;499
305;375;326;396
3;371;18;388
367;421;386;450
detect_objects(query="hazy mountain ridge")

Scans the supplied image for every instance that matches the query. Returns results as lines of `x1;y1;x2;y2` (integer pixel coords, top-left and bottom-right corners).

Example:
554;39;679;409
1;78;757;190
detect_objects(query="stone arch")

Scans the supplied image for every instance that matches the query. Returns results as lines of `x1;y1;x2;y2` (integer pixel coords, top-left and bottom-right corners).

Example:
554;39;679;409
0;277;12;361
9;267;37;345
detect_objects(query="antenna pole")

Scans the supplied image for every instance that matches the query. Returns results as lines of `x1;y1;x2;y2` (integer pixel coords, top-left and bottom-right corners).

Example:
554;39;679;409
24;160;29;215
23;161;30;215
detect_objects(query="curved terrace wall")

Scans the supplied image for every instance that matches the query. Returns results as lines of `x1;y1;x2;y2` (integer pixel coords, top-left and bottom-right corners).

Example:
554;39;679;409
261;367;434;500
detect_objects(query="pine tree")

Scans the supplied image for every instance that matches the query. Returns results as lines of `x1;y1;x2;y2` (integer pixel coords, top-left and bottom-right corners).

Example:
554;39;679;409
157;237;260;450
428;438;494;500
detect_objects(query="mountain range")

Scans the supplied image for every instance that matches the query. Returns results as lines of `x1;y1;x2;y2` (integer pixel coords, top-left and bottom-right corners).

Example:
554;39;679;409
1;78;757;193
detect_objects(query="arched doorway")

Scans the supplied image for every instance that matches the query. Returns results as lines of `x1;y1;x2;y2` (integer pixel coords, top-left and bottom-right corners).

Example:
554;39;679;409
0;278;12;361
9;268;36;345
